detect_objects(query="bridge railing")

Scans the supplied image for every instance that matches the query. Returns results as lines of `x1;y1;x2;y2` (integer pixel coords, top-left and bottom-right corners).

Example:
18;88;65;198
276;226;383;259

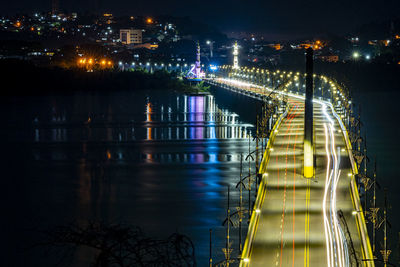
216;65;352;118
210;66;374;266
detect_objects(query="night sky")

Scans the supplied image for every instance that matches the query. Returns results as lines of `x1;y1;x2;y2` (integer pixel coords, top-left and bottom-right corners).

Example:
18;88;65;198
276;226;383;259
2;0;400;36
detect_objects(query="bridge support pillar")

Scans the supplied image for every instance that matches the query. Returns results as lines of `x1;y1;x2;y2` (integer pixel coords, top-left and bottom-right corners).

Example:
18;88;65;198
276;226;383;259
304;48;314;178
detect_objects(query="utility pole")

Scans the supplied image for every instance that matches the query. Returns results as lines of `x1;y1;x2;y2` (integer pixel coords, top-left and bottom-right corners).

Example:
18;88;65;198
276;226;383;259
255;115;260;197
304;47;314;178
209;229;212;267
239;154;243;255
224;186;232;266
398;232;400;266
372;158;378;254
381;188;391;267
248;135;252;220
363;134;370;217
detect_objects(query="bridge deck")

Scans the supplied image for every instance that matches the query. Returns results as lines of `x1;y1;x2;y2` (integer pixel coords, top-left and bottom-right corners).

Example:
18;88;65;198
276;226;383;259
248;99;362;266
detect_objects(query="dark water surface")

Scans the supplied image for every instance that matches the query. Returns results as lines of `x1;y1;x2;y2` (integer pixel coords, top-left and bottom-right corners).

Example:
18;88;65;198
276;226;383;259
2;89;260;266
353;89;400;262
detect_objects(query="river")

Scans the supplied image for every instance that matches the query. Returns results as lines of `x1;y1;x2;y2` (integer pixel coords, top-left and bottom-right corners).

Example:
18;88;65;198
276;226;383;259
1;88;261;266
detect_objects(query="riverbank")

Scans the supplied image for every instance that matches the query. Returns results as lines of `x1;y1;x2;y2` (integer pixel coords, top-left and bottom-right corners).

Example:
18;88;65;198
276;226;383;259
0;59;208;96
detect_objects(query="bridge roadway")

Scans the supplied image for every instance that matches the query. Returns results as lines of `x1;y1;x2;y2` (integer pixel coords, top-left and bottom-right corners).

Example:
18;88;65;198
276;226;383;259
209;78;373;267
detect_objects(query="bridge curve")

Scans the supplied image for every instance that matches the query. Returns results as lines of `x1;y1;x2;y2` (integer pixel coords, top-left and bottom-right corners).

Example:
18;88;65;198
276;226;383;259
207;67;373;267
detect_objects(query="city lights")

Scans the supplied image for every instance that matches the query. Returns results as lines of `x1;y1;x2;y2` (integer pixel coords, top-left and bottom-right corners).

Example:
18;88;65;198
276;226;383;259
78;57;113;69
1;6;399;267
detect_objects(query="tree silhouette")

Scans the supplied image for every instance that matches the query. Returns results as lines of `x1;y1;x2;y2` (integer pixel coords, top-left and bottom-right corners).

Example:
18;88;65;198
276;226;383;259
37;222;196;267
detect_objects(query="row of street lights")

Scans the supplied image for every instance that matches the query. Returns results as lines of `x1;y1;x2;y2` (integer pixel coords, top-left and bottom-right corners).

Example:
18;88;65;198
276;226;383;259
352;51;371;60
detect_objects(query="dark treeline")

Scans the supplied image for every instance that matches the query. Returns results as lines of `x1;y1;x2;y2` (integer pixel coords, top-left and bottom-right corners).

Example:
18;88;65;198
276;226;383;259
0;59;188;96
36;222;196;267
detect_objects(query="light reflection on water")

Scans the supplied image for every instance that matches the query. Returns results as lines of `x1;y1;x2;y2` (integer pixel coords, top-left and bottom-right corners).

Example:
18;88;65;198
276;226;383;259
2;90;257;266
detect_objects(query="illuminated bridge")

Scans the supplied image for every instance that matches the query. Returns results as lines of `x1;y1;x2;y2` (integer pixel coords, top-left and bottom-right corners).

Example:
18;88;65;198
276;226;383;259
206;62;374;267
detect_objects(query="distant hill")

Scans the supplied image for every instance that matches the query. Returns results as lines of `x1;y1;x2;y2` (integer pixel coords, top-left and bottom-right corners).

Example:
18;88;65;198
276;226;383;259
157;15;228;43
352;18;400;39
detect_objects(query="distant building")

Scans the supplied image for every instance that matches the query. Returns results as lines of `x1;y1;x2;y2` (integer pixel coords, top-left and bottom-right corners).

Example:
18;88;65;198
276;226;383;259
266;43;282;50
102;13;114;25
132;43;159;50
120;29;142;45
317;53;339;63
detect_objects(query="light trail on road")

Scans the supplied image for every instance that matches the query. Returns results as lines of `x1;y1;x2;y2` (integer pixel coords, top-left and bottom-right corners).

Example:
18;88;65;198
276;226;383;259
322;103;350;267
276;100;302;267
277;105;297;190
213;77;372;267
276;103;299;267
323;123;334;267
292;101;301;267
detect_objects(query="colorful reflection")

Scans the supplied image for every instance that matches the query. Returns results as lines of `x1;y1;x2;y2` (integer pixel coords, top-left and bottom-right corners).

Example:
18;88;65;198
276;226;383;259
189;96;204;139
142;95;250;142
146;102;152;141
10;91;259;267
30;94;253;164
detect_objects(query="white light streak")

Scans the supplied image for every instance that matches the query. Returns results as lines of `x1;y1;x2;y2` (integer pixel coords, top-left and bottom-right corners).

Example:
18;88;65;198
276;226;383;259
215;76;353;267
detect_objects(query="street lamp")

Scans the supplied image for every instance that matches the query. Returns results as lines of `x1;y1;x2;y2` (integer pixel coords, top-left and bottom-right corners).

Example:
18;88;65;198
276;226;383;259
352;52;360;59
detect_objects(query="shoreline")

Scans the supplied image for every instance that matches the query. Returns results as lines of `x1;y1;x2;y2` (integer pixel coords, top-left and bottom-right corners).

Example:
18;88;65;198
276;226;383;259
0;59;208;96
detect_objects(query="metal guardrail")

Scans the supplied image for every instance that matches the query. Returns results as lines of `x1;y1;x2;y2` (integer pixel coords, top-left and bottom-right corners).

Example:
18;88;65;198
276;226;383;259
239;106;289;267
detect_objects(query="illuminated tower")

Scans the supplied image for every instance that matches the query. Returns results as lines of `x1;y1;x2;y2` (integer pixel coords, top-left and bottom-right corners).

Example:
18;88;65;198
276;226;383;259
186;42;204;80
233;41;239;69
195;42;201;78
51;0;59;14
